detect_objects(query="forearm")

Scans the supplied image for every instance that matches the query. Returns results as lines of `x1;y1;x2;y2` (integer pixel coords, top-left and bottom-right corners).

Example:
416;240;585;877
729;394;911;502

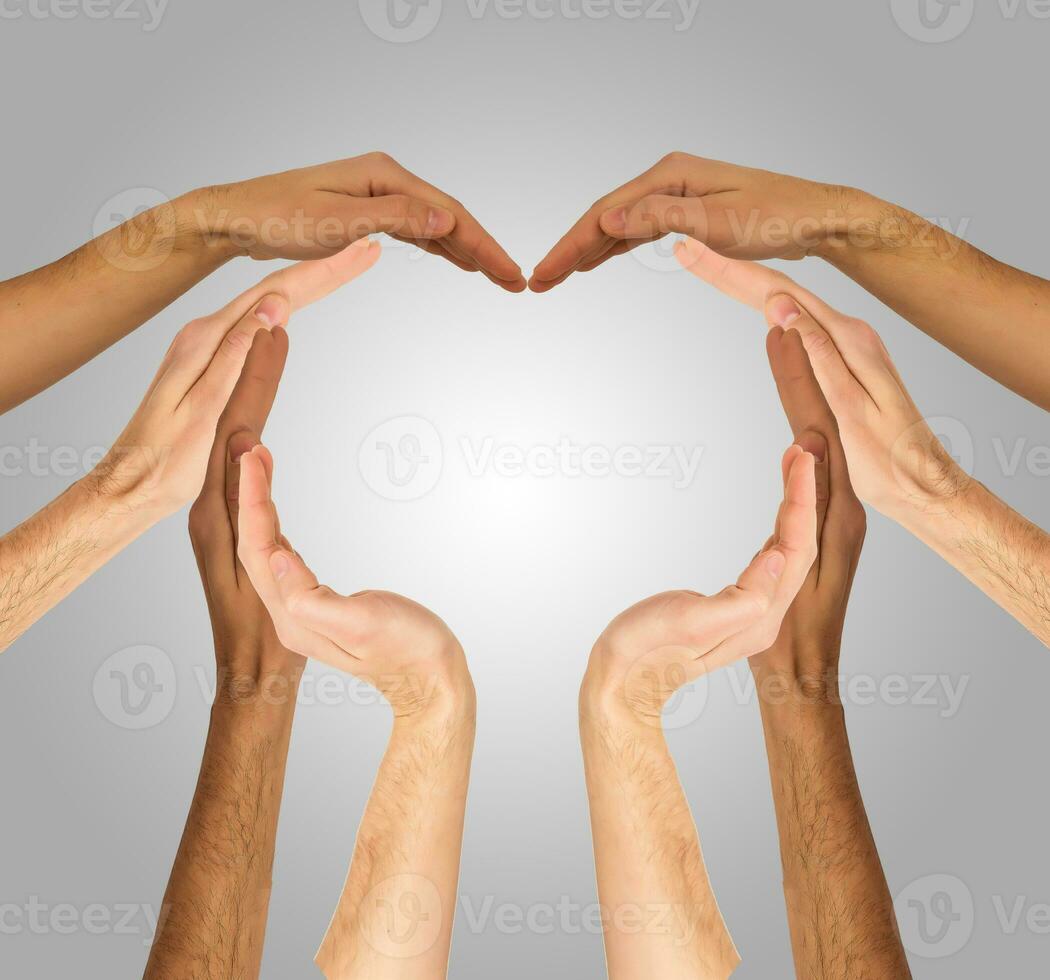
815;190;1050;410
316;703;476;980
144;698;297;980
579;694;739;980
0;188;237;413
0;475;158;652
888;477;1050;646
757;685;910;980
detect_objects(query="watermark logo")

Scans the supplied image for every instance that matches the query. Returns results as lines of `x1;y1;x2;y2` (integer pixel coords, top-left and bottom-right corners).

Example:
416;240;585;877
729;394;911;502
359;417;444;502
359;0;444;42
360;874;443;958
92;187;176;272
93;645;177;730
890;0;974;42
0;0;168;31
895;874;975;958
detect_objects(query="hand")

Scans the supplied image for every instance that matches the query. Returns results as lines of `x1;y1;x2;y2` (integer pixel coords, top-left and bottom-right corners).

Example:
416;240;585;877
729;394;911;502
581;445;818;725
188;325;305;709
530;152;855;291
195;152;525;291
93;240;380;516
749;324;868;702
236;443;474;721
675;238;970;517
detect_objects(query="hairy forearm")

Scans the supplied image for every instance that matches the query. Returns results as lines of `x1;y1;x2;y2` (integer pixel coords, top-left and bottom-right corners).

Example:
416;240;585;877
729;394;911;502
144;699;297;980
890;477;1050;646
815;190;1050;410
0;476;157;652
757;689;910;980
316;704;476;980
0;188;236;413
579;696;739;980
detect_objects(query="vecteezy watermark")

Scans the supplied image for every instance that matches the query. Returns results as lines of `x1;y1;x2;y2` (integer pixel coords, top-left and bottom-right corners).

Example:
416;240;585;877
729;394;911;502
0;0;168;31
92;187;177;272
459;894;701;942
0;897;161;945
628;209;972;275
0;439;107;479
358;418;706;501
896;874;975;958
890;0;1050;43
641;662;972;731
359;417;445;502
357;0;701;43
359;874;444;959
897;875;1050;959
93;645;177;730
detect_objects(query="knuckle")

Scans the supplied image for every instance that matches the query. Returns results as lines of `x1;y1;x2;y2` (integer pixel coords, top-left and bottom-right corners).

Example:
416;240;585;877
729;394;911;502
385;193;412;218
660;150;691;168
804;329;836;361
363;150;395;167
222;326;254;357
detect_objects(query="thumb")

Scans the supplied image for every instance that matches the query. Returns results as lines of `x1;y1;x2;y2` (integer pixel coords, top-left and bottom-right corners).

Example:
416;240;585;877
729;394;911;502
601;195;712;241
334;195;456;242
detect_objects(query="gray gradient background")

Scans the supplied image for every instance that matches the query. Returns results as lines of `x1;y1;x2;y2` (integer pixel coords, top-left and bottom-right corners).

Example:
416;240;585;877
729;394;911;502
1;0;1048;976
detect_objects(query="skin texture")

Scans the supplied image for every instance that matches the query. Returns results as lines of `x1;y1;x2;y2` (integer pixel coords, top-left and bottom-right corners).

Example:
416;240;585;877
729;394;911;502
144;327;303;979
753;326;912;979
676;238;1050;648
236;443;475;979
578;446;818;979
0;152;523;413
529;152;1050;410
0;242;378;654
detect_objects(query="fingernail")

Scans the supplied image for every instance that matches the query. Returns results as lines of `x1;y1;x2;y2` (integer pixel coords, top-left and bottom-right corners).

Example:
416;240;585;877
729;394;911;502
253;296;283;328
796;431;827;462
426;208;453;236
270;552;290;580
768;295;801;328
603;207;627;232
765;551;786;579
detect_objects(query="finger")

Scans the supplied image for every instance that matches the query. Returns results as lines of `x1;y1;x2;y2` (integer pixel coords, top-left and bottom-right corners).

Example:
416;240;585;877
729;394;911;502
215;238;382;323
674;238;785;308
389;234;479;273
187;294;289;423
328;194;456;242
599;195;738;252
530;158;688;286
765;295;875;416
702;451;818;671
767;326;850;559
373;163;524;288
192;329;288;585
795;431;830;546
203;325;289;502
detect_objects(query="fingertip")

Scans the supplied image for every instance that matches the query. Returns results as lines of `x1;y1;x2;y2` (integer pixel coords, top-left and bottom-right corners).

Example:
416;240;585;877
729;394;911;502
424;207;456;238
599;207;628;237
765;293;802;329
252;293;290;329
795;431;827;464
227;429;259;464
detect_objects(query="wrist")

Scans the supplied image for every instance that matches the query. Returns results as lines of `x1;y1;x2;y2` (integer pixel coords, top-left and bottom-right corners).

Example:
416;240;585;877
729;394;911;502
84;447;177;523
579;666;667;738
810;187;901;264
387;653;477;730
750;659;843;712
212;659;304;713
177;184;250;262
881;443;976;527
